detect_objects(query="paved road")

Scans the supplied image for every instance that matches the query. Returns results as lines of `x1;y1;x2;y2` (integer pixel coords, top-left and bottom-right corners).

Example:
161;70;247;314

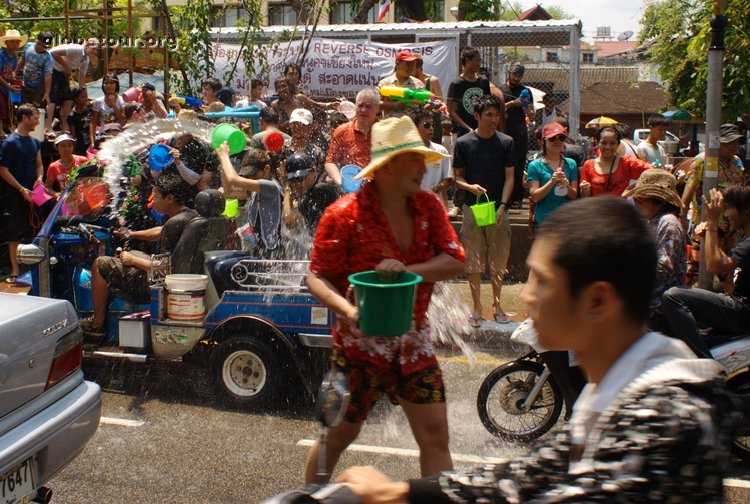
50;344;750;503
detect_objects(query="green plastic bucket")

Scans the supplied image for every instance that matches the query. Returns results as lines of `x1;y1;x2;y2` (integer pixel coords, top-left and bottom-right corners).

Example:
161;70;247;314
470;194;496;227
348;270;422;337
222;198;239;218
211;123;247;155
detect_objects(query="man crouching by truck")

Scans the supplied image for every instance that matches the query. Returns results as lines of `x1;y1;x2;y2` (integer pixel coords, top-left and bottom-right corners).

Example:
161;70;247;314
304;116;466;483
80;173;197;336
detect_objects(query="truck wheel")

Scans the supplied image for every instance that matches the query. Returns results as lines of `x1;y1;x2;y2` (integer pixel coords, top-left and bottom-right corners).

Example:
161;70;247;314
211;337;279;406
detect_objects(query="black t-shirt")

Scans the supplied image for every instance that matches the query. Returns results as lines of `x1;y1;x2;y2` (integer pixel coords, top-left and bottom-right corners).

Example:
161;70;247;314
563;143;587;168
730;236;750;299
300;182;339;232
68;106;92;156
160;207;199;253
447;76;490;136
453;130;516;209
499;82;529;135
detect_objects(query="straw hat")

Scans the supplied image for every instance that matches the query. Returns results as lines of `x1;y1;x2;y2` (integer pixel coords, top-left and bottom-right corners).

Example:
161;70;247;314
354;116;448;180
0;30;28;48
622;168;683;210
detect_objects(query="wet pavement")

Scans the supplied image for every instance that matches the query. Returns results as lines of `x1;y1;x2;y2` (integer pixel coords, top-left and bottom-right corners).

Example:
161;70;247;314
48;341;750;503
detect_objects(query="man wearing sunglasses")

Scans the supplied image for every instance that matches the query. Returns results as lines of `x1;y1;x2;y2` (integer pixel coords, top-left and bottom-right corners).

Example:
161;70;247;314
407;107;452;207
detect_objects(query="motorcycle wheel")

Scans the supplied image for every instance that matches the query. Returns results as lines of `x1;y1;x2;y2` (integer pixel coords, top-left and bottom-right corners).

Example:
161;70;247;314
210;337;280;406
726;372;750;462
477;360;563;442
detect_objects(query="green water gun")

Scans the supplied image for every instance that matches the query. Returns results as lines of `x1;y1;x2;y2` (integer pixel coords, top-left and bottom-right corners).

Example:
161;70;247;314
380;86;434;105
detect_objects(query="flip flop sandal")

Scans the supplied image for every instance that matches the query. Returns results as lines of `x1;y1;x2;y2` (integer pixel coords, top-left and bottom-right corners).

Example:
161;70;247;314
493;312;511;324
469;315;483;328
4;275;18;284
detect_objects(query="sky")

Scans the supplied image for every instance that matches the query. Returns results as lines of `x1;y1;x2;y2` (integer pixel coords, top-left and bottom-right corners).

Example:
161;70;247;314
547;0;648;41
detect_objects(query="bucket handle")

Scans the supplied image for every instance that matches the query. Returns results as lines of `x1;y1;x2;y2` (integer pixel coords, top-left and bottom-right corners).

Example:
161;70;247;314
475;193;491;205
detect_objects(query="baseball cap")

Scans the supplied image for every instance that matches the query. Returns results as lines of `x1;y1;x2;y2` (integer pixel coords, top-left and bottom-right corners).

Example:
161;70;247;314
720;123;743;143
541;122;567;140
395;49;418;62
509;62;525;76
286;152;313;180
289;108;313;126
54;133;75;145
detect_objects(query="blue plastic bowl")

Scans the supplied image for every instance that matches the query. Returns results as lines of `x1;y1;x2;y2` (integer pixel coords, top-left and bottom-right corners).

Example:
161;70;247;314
341;164;362;193
148;144;174;171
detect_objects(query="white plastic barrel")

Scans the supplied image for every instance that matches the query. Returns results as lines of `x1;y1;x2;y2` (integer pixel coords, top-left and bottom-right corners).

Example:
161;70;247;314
164;274;208;321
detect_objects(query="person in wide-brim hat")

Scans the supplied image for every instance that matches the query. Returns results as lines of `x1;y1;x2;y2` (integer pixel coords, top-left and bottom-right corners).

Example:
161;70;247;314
622;168;683;211
0;29;28;48
354;116;448;180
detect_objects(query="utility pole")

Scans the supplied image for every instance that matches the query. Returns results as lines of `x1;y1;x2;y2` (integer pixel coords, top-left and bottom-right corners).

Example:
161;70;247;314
698;0;727;290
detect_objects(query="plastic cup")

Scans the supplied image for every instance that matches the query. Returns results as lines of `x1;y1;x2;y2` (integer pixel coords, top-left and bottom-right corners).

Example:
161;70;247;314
9;91;21;104
148;144;174;171
340;164;362;193
212;123;247;155
348;271;422;337
122;87;141;103
222;198;239;218
30;184;53;206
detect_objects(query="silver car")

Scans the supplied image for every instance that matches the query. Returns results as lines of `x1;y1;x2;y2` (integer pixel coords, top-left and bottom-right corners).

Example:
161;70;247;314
0;293;101;503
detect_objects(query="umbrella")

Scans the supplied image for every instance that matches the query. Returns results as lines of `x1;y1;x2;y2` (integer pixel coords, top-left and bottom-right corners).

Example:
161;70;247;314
585;116;619;128
662;109;692;121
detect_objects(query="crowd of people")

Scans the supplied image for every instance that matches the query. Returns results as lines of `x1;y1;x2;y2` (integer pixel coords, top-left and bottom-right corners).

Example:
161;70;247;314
1;29;750;502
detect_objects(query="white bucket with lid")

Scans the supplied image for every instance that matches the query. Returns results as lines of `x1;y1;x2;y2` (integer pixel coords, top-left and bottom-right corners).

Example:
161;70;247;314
165;274;208;321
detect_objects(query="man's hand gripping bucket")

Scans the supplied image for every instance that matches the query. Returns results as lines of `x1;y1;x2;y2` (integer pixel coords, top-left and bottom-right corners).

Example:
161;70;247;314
347;271;422;337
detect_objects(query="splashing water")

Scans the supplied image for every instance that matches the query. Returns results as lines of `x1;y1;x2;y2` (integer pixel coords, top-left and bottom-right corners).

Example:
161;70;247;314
98;119;215;214
428;282;475;363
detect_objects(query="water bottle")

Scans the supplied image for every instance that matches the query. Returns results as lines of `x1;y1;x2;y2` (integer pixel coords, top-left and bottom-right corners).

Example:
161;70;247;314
553;167;568;196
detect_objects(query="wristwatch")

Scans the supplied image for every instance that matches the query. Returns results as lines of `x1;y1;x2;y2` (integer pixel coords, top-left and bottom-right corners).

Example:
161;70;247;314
499;201;508;207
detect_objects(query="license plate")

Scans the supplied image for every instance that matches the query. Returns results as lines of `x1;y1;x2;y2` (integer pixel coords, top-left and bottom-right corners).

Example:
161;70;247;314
1;459;35;504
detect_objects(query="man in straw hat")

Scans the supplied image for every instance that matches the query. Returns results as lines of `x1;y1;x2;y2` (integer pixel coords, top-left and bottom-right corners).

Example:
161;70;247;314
304;115;466;483
336;196;736;503
623;168;686;326
0;29;27;135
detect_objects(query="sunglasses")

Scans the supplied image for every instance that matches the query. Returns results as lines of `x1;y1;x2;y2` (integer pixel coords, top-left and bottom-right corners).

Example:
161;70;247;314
546;135;566;142
422;122;434;129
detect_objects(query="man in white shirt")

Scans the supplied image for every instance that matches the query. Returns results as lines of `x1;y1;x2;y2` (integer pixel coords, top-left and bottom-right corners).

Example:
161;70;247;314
337;196;737;503
49;38;99;132
407;107;451;207
234;78;267;111
636;114;670;166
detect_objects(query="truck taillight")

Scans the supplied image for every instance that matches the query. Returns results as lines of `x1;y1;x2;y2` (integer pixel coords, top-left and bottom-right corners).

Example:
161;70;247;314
45;330;83;390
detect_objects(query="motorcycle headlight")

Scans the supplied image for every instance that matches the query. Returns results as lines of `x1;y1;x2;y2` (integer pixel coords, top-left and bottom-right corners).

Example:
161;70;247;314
17;243;46;265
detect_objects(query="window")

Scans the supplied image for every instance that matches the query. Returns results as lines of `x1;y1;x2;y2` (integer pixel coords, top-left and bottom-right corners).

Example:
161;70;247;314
582;52;595;63
545;51;559;62
268;3;298;26
330;1;378;24
211;5;248;27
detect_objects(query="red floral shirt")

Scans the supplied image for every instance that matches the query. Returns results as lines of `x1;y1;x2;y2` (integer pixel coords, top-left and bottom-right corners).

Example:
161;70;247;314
310;183;465;373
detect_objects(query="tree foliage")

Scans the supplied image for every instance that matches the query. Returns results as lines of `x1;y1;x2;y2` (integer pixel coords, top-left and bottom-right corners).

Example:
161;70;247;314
639;0;750;119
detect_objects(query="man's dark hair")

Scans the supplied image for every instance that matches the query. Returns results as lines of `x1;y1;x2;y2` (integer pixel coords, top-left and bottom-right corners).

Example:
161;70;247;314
201;77;222;93
473;94;502;117
123;101;143;120
101;73;120;93
553;116;570;131
260;106;279;125
460;46;480;67
242;148;273;174
406;106;432;127
283;63;302;77
153;173;192;204
70;86;87;101
15;103;36;122
724;182;750;216
37;31;53;45
251;79;264;89
537;196;656;323
647;114;670;128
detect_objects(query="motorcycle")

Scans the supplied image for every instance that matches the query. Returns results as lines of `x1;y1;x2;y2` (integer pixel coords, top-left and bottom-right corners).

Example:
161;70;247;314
478;319;750;460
